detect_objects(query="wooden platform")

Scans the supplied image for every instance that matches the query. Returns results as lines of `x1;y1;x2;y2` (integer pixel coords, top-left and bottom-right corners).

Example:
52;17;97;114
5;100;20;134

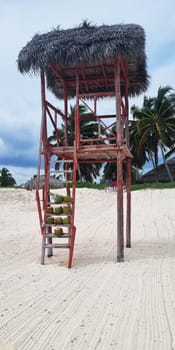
48;144;132;162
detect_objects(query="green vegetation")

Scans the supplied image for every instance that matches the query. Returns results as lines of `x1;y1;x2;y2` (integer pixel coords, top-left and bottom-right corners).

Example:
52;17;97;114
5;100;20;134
130;86;175;181
76;181;104;189
55;194;64;203
0;168;16;187
76;180;175;191
131;181;175;191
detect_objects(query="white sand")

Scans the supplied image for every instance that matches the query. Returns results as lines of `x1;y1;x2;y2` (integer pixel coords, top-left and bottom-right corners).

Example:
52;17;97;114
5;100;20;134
0;187;175;349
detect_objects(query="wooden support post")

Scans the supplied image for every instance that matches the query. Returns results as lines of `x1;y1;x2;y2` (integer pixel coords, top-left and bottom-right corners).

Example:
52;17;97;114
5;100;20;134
75;73;80;149
37;70;48;265
68;160;77;268
126;158;131;247
117;158;124;262
64;87;71;197
68;226;76;268
41;235;46;265
40;70;53;258
124;73;131;248
115;59;124;262
36;69;46;198
45;155;53;258
64;85;68;147
47;227;53;257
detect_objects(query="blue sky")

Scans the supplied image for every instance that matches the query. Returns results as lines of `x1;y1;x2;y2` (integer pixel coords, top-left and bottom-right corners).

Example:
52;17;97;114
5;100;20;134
0;0;175;184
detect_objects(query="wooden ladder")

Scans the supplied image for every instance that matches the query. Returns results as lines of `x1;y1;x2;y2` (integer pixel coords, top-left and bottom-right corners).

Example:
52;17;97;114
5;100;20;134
40;158;77;268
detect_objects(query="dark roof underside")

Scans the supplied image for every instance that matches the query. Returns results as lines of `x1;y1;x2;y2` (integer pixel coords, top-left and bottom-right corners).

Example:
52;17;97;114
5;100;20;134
17;22;149;99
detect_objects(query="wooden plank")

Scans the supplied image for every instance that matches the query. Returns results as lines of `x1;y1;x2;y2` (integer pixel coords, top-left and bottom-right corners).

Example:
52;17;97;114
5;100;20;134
45;244;70;249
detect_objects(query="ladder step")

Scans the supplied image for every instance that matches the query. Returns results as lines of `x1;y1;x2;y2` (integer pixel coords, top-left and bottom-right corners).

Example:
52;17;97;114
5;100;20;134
46;202;72;207
46;213;72;216
50;170;73;174
46;233;70;238
43;223;71;227
50;159;74;164
45;243;70;249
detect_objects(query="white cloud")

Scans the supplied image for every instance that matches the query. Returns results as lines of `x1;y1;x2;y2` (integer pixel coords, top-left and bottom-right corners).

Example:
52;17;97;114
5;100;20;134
147;61;175;96
0;137;8;155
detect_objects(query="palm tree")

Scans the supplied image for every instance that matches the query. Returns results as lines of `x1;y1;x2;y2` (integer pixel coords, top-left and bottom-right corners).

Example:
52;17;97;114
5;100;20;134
129;119;149;169
0;168;16;187
103;157;140;185
130;86;175;181
103;125;141;184
48;104;104;182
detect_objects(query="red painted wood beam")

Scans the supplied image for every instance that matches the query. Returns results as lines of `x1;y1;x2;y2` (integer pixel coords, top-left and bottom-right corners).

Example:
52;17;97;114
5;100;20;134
80;65;89;92
115;59;124;262
75;73;80;149
46;100;66;119
126;158;131;248
79;91;115;98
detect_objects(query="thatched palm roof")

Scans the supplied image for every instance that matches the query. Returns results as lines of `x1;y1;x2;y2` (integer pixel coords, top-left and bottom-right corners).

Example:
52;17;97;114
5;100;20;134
17;21;149;99
25;175;64;190
142;158;175;183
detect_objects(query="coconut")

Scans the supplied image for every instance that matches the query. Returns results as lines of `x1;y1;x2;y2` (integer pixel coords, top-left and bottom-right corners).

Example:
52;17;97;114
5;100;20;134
47;216;54;224
54;217;63;224
46;206;53;214
63;205;71;214
62;216;71;224
54;207;63;215
55;195;64;203
54;227;63;236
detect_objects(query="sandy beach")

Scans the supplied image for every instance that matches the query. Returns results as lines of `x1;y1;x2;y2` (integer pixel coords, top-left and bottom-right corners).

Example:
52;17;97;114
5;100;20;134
0;187;175;349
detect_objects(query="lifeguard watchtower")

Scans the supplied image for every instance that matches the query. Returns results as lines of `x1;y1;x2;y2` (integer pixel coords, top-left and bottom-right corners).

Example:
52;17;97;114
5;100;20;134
18;22;148;267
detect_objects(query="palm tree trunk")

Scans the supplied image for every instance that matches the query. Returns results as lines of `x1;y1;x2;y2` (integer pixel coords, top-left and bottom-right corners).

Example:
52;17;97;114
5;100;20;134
149;153;159;182
159;143;173;181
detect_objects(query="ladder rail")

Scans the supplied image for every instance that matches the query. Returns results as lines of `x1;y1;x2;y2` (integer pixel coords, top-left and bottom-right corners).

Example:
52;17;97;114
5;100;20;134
38;156;77;267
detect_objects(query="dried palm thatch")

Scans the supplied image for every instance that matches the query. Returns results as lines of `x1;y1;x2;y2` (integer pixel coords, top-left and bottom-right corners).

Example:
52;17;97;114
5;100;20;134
25;175;64;190
17;21;149;98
